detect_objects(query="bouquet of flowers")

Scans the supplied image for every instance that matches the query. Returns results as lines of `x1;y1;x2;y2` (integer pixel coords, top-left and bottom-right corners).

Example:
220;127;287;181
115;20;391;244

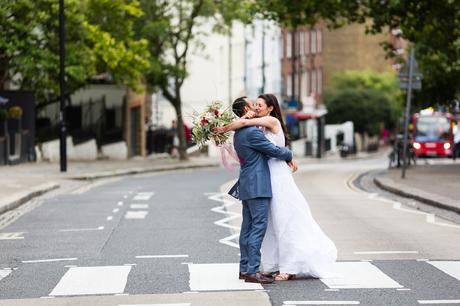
191;101;236;148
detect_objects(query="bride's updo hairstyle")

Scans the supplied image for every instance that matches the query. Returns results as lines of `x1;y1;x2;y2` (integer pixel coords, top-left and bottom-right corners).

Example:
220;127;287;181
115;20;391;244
258;93;289;146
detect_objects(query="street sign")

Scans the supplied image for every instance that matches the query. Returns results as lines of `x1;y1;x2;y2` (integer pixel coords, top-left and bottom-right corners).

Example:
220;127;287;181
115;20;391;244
398;55;423;90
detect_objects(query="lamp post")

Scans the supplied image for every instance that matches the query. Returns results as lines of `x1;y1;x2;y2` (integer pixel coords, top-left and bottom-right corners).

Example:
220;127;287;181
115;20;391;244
59;0;67;172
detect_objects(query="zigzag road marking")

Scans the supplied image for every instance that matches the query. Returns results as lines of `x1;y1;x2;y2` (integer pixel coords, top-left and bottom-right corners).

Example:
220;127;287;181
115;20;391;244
207;193;241;249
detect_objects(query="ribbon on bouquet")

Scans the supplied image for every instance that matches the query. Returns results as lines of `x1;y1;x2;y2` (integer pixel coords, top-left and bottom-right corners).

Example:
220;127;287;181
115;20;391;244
218;143;240;171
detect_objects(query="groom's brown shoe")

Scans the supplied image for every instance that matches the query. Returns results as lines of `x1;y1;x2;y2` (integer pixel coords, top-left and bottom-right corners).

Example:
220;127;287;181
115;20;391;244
244;272;274;284
239;272;247;280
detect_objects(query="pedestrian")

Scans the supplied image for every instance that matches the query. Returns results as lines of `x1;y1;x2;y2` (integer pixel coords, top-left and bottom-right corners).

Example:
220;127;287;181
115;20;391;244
453;120;460;161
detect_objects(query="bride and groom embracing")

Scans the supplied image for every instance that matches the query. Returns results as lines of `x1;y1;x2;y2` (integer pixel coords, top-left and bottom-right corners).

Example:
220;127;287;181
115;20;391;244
214;94;337;284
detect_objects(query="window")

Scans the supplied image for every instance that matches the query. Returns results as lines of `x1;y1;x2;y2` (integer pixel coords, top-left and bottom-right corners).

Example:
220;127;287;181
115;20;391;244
299;31;305;55
286;32;292;58
286;76;292;97
317;29;322;53
294;74;299;98
311;69;317;94
305;31;310;55
301;72;308;98
311;30;317;54
317;68;323;94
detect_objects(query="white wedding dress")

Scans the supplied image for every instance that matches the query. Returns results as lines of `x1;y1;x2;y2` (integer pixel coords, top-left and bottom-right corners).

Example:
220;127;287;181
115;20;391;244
260;121;337;278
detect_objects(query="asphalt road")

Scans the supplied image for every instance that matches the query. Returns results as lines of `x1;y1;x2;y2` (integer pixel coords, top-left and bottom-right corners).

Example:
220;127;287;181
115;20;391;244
0;158;459;306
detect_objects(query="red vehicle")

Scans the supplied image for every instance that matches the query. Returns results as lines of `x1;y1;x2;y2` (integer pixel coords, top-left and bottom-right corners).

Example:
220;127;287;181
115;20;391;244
411;108;454;157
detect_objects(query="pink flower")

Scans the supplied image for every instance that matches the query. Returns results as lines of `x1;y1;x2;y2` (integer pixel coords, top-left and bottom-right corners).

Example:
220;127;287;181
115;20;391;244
214;109;219;117
200;118;209;126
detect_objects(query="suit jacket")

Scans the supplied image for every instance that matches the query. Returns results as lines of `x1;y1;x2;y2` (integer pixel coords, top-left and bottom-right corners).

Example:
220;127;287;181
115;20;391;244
231;126;292;201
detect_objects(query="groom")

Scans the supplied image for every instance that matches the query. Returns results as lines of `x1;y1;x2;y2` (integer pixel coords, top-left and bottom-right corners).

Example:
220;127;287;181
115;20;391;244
230;96;293;284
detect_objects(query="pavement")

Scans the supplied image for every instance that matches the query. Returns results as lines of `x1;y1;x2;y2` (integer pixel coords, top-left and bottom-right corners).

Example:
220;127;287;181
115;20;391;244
1;149;459;218
374;160;460;214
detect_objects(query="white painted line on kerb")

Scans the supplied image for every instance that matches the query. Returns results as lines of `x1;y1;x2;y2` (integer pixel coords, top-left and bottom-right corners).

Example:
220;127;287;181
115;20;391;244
133;192;154;200
130;204;149;209
428;261;460;281
188;263;262;291
418;300;460;304
23;258;78;264
49;265;131;296
59;227;104;232
283;301;360;305
353;251;418;255
321;262;403;289
125;211;148;219
136;255;189;259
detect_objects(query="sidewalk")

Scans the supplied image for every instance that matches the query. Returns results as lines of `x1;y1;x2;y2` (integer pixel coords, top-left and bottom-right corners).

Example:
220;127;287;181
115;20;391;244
0;156;220;215
374;161;460;214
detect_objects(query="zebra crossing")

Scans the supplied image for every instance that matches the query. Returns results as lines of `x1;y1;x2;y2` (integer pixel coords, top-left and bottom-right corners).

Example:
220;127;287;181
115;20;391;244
0;260;459;298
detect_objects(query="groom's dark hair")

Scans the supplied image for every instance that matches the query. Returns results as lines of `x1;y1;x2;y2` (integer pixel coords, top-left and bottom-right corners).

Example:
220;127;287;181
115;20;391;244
232;96;248;118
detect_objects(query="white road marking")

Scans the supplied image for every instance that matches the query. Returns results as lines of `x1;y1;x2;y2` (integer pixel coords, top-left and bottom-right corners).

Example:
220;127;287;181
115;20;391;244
49;266;131;296
119;304;191;306
125;211;148;219
23;258;78;264
354;251;418;255
321;262;403;289
113;208;120;213
107;216;113;221
130;204;149;209
123;195;128;199
136;255;189;259
397;288;411;291
0;232;25;240
118;201;124;206
428;261;460;281
207;193;241;249
188;263;262;291
0;268;12;281
283;301;360;305
59;226;104;232
133;192;154;200
418;300;460;304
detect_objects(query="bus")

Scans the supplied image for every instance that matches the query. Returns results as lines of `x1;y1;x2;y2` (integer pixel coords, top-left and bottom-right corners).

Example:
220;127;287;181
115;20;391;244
411;108;454;157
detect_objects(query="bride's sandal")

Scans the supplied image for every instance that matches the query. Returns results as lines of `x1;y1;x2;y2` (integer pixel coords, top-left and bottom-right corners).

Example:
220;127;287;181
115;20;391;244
274;273;295;281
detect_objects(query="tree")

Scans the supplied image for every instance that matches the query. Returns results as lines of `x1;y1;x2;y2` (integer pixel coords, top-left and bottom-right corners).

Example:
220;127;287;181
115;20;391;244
325;71;403;136
0;0;150;104
135;0;249;160
252;1;460;106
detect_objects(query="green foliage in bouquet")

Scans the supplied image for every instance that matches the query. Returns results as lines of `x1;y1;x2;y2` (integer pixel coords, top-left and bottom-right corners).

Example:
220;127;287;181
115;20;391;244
191;101;236;148
8;106;23;119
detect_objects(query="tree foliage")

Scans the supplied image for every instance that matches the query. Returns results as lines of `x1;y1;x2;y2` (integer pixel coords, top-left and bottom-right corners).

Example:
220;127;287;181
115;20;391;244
253;0;460;105
325;71;403;135
135;0;249;160
0;0;150;103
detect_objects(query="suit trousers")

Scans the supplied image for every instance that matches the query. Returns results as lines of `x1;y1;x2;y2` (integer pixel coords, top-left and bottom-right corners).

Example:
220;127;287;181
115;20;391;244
239;197;270;274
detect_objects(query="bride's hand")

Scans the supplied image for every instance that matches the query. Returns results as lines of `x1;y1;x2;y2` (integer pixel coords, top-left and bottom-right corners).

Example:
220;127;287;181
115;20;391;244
242;111;256;119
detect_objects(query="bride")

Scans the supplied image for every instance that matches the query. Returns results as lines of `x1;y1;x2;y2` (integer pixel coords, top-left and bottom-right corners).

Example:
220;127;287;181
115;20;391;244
215;93;337;281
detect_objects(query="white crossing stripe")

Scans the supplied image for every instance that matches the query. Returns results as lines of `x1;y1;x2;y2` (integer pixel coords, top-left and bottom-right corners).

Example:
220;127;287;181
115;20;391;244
130;204;149;209
418;300;460;304
49;266;131;296
0;269;12;281
284;302;360;305
354;251;418;255
428;261;460;281
188;263;262;291
23;258;77;264
119;304;191;306
0;232;24;240
321;262;403;289
125;211;148;219
136;255;189;259
133;192;154;200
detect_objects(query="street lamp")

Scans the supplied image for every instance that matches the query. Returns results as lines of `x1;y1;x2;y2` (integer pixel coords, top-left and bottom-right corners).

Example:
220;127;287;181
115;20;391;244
59;0;67;172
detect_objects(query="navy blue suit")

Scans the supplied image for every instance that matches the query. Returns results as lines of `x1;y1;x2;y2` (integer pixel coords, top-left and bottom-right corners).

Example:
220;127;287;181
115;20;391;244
232;126;292;274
